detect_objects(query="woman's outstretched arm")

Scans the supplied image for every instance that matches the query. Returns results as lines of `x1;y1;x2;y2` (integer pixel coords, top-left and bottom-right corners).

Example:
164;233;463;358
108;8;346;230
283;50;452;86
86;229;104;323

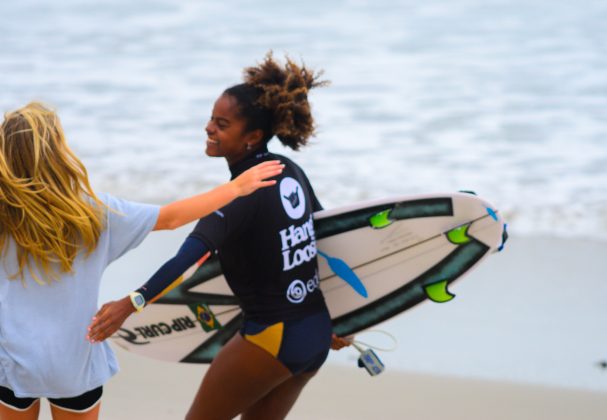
154;160;283;230
87;236;209;342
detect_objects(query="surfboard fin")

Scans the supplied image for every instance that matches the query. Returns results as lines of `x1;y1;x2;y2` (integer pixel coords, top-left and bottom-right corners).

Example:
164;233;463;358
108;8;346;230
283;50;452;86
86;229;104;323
369;209;394;229
424;280;455;303
446;224;471;245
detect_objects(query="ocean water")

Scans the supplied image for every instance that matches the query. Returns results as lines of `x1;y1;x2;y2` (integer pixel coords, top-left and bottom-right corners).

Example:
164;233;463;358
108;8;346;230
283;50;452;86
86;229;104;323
2;0;606;393
2;0;606;239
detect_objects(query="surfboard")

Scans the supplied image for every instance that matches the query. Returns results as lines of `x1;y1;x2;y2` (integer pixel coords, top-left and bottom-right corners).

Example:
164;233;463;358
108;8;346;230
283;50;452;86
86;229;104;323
110;192;507;363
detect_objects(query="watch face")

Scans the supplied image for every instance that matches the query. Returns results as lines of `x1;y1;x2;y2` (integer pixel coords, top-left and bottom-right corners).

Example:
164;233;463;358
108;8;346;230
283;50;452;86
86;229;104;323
134;295;145;306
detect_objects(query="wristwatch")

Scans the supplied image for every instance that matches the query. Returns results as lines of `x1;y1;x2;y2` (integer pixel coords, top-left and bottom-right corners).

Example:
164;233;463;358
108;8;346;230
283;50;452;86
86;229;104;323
128;292;146;312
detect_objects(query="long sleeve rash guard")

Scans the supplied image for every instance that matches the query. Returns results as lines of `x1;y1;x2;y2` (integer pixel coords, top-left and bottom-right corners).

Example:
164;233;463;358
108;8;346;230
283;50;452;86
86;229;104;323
135;236;208;303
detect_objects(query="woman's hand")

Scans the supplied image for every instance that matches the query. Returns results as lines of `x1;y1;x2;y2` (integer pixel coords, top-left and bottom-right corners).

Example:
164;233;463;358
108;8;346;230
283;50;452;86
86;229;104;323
331;333;353;350
231;160;284;197
87;296;136;343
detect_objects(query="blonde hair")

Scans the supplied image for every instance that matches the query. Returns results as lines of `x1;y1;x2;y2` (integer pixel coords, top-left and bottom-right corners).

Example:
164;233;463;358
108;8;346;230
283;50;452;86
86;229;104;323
0;102;104;284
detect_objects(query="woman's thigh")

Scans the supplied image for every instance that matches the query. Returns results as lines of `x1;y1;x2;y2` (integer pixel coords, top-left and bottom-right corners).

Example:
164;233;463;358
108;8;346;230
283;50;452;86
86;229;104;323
49;402;100;420
48;386;103;420
241;370;318;420
0;386;40;420
186;334;292;420
0;385;101;420
0;399;40;420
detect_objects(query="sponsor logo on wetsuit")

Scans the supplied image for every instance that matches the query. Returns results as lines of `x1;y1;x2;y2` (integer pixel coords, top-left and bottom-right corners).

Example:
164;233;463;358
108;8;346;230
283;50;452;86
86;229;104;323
279;214;317;271
278;176;319;303
279;177;306;220
286;271;320;303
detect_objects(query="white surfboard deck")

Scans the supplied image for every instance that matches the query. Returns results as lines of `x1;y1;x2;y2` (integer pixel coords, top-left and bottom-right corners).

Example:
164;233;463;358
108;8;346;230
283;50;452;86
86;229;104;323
111;192;507;363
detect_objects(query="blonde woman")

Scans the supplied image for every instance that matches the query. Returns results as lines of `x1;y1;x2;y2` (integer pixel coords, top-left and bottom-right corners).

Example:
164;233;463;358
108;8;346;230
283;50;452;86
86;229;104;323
0;102;283;420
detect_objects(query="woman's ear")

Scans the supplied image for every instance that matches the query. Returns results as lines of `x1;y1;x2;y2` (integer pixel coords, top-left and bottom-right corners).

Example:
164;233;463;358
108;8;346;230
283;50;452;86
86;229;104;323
244;129;264;149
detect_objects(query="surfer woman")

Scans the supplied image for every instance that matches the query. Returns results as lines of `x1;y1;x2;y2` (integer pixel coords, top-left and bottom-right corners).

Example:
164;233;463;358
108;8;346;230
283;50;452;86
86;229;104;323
88;53;345;419
0;102;282;420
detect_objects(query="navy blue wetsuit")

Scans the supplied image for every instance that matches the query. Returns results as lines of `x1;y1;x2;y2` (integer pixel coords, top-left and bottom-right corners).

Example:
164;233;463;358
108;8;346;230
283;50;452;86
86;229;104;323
137;146;332;374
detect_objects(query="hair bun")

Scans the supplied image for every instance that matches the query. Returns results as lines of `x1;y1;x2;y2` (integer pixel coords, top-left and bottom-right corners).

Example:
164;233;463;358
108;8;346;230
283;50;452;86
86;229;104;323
242;52;329;150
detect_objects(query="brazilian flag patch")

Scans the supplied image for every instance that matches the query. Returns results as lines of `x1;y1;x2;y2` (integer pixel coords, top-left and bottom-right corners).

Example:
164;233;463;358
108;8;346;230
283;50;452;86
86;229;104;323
188;303;222;332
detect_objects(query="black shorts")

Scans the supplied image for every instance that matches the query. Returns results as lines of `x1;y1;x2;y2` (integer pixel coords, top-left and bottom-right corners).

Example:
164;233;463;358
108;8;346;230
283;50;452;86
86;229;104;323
0;385;102;413
240;309;333;375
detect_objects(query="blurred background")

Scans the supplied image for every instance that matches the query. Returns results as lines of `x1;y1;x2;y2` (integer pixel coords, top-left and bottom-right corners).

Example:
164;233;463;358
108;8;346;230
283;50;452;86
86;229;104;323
2;0;605;393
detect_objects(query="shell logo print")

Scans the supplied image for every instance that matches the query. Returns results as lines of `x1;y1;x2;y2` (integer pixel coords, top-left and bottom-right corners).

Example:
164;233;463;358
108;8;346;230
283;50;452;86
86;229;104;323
286;272;320;304
279;177;306;219
286;280;306;303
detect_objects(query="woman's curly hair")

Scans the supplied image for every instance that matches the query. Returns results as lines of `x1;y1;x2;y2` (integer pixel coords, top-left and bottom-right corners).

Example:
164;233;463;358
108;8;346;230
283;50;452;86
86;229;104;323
225;52;329;150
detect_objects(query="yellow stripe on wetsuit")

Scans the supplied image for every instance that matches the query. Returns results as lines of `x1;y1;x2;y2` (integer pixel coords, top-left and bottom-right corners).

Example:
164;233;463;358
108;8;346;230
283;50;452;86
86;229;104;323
148;252;211;304
244;322;284;358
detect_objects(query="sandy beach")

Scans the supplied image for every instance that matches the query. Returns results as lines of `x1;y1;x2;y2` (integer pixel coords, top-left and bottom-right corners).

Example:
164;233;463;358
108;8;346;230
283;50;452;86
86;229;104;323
36;347;607;420
32;229;607;419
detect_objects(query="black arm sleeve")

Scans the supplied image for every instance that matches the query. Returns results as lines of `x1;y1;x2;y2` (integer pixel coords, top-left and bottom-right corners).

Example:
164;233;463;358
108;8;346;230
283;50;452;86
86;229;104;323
136;236;208;303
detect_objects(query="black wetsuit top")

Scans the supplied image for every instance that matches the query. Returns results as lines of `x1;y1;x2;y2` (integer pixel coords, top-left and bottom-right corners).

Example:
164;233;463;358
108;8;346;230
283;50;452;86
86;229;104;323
188;146;327;323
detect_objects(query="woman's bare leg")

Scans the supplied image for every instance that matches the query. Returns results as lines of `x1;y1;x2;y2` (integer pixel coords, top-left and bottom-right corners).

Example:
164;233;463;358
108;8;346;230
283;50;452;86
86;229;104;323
240;370;317;420
0;399;40;420
186;334;292;420
49;401;100;420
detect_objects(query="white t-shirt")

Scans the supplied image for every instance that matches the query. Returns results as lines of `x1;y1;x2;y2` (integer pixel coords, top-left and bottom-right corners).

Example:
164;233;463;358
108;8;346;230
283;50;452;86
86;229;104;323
0;193;159;398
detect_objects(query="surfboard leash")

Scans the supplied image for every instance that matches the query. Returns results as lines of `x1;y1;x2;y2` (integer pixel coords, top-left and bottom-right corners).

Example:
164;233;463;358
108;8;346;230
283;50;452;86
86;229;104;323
347;329;398;377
